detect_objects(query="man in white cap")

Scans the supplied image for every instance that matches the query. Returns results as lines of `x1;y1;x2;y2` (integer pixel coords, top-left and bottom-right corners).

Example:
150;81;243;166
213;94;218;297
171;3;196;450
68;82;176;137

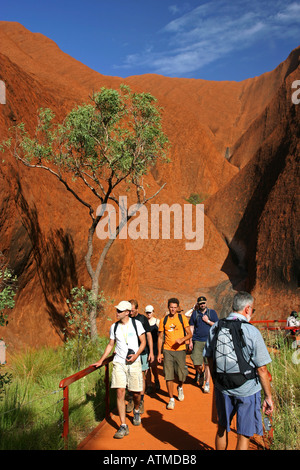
92;300;146;439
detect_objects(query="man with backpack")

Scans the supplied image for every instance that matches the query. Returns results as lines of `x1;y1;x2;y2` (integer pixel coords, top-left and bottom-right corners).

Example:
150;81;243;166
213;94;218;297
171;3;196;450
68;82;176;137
157;298;192;409
204;291;273;450
126;299;154;415
91;300;146;439
188;296;219;392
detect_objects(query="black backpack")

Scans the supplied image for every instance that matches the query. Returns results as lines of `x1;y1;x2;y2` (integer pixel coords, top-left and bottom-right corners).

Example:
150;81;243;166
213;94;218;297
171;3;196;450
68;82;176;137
212;318;257;389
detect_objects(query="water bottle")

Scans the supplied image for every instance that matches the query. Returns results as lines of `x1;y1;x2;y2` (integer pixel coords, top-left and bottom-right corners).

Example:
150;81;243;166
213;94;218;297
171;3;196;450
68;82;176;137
264;416;272;432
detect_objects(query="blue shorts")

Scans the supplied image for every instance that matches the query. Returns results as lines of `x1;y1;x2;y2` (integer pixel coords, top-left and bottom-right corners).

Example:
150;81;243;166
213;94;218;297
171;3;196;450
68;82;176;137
140;354;149;372
215;388;263;437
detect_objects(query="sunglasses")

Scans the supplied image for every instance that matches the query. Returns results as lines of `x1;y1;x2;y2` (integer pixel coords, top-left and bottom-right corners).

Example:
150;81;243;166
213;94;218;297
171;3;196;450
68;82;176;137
247;306;255;314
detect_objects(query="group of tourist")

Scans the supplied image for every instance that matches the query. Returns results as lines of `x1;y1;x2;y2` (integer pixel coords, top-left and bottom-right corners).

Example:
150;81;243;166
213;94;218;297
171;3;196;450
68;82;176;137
92;291;274;450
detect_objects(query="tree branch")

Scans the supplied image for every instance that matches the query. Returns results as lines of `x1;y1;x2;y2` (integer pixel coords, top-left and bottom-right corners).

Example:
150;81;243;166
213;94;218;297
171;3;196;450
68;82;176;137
14;151;95;218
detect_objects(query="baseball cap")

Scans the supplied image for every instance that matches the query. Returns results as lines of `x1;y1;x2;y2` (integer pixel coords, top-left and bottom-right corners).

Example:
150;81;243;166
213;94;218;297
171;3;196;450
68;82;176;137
145;305;154;313
197;296;207;303
115;301;132;312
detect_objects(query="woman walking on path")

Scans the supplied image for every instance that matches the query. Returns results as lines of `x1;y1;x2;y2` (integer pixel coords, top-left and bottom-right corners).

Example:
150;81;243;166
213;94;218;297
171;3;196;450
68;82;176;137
145;305;161;393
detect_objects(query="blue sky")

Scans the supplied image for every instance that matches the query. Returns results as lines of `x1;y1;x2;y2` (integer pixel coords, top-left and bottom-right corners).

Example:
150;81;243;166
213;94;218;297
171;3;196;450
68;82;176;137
1;0;300;81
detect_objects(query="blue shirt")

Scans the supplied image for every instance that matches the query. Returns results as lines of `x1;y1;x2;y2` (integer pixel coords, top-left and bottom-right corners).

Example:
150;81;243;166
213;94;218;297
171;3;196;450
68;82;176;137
189;308;219;342
203;313;272;397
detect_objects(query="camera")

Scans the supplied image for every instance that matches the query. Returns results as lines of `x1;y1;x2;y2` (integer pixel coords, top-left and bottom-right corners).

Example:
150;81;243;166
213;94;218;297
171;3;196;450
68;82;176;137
126;349;135;364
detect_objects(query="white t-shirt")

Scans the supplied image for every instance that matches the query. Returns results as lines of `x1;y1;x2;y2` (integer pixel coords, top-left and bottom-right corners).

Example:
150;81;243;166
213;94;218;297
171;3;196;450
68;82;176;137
110;317;145;364
287;316;300;327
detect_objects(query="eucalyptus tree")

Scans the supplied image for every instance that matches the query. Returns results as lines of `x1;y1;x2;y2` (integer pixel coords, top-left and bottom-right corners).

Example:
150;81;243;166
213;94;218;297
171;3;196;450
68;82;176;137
2;85;169;339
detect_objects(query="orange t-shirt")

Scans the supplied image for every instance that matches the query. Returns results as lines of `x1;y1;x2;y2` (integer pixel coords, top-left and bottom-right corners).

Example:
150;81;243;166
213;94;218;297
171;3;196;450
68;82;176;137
158;313;189;351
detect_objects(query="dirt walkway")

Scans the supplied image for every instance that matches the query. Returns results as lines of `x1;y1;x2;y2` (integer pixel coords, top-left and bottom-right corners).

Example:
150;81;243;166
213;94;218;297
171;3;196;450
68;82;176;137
78;357;267;451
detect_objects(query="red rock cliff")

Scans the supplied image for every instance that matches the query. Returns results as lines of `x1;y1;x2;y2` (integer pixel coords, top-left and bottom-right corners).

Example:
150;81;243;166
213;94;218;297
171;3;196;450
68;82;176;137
0;22;298;349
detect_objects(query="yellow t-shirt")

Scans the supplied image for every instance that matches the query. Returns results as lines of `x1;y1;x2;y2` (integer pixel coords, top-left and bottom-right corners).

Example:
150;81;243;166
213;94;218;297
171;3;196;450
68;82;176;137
158;313;189;351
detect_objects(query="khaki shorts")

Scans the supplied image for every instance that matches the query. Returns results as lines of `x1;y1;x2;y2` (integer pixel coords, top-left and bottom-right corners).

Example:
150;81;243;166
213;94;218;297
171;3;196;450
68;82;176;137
191;341;208;366
163;349;188;382
111;360;143;392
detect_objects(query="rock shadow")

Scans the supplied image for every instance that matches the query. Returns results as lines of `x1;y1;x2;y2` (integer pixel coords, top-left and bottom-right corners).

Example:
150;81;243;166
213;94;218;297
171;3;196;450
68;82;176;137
13;174;78;337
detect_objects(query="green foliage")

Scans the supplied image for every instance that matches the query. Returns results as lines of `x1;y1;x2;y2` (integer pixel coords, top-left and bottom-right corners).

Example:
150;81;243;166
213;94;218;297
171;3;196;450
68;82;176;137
64;287;105;369
0;340;110;449
186;192;208;205
0;253;17;408
0;254;17;327
268;344;300;450
260;330;300;450
7;85;169;204
9;347;63;383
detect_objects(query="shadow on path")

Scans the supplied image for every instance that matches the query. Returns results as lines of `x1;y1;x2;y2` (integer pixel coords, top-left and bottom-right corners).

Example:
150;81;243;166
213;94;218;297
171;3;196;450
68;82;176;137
142;409;213;450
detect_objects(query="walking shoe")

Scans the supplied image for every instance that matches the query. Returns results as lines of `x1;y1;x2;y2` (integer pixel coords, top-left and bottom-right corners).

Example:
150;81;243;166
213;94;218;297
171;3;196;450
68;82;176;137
126;399;134;413
133;409;141;426
177;386;184;401
113;424;129;439
167;398;175;410
203;382;210;393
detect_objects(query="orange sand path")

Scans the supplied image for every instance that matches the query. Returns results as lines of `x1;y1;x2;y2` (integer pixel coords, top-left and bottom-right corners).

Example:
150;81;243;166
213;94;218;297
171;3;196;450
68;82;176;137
78;357;267;451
